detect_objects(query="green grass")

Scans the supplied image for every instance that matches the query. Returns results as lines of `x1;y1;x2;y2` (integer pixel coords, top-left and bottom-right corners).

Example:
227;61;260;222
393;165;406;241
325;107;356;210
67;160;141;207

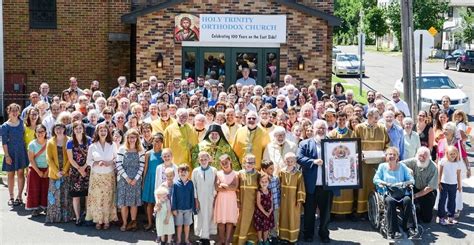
365;45;402;57
0;154;4;176
331;75;368;105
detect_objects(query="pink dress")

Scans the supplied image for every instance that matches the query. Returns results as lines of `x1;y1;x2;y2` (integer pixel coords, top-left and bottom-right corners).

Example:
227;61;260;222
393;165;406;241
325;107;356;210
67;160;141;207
213;170;239;224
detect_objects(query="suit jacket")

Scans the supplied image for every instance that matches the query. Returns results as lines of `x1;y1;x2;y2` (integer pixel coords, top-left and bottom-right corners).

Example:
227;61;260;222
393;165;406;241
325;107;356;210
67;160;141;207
297;138;340;195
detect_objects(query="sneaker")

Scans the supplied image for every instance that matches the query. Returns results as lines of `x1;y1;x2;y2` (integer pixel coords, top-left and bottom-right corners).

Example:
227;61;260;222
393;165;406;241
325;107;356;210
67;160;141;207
448;217;458;225
391;232;403;239
439;218;448;226
408;228;418;237
454;211;460;219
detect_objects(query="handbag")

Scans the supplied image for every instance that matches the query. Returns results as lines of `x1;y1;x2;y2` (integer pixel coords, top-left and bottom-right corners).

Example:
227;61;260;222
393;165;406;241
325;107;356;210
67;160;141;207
387;185;406;201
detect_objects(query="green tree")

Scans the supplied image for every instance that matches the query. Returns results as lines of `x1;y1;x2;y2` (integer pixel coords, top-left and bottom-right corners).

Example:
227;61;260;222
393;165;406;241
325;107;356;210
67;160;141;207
365;7;389;50
386;1;402;49
334;0;377;45
385;0;449;49
460;7;474;49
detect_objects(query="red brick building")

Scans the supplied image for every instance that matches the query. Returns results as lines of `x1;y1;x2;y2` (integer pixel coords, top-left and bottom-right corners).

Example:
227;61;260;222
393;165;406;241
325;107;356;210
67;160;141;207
3;0;131;107
3;0;339;111
123;0;341;89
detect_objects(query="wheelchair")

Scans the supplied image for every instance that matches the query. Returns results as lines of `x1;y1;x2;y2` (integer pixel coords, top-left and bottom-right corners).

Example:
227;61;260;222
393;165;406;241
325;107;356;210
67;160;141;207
368;183;422;239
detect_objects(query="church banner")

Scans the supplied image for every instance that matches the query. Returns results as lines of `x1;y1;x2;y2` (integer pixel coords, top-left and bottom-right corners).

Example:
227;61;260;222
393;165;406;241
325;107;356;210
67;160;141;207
198;14;286;43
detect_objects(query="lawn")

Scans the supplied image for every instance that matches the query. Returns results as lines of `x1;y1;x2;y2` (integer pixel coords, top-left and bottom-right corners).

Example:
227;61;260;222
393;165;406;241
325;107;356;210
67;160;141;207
331;75;368;105
0;154;4;176
365;45;402;57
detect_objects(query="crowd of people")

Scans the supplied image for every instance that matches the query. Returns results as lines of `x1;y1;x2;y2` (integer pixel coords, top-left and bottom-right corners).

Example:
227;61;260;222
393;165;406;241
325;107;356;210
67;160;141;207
1;74;471;244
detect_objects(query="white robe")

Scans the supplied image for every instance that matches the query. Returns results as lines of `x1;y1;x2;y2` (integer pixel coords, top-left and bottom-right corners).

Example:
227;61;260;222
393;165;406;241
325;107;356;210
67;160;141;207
262;140;297;174
192;166;218;239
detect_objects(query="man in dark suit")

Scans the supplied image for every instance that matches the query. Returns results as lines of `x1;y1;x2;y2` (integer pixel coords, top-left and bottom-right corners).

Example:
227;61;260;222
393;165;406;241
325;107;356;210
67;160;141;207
39;82;52;104
441;95;455;120
297;120;337;244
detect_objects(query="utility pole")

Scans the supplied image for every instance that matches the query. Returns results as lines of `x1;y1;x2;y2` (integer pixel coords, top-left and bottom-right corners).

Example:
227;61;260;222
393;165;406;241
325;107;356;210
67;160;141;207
358;9;365;97
400;0;417;115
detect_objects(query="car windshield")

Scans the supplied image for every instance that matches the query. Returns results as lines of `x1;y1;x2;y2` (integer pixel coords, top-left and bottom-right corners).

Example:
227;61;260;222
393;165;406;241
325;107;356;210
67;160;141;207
417;76;457;89
337;54;359;62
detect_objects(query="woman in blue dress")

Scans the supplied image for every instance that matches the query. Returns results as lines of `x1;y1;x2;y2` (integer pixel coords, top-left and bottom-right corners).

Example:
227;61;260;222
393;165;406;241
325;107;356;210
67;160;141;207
2;103;29;206
142;132;164;231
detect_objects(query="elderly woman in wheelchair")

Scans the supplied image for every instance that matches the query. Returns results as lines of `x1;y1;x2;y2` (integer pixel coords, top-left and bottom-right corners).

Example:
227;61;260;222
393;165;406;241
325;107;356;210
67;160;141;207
372;147;417;239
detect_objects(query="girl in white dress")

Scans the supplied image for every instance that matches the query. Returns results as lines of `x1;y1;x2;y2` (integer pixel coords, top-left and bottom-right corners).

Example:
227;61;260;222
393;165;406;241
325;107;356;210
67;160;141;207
155;186;174;244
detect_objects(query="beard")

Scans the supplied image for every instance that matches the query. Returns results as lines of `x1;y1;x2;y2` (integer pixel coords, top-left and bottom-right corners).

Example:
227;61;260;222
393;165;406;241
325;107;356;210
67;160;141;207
314;134;323;143
416;159;429;168
368;98;375;104
209;137;220;144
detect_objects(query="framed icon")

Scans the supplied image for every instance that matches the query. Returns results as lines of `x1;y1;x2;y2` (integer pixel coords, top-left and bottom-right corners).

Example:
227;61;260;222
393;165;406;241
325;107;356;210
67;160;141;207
321;138;362;190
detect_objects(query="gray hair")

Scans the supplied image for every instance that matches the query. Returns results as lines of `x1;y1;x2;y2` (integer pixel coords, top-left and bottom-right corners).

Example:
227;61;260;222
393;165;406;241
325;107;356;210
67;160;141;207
253;85;264;94
403;117;414;125
313;119;328;131
87;109;99;120
176;108;188;117
272;126;286;138
416;146;431;157
443;122;457;133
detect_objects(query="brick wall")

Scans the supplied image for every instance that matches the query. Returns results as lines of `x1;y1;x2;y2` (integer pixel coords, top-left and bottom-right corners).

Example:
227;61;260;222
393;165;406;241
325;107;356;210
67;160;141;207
135;0;335;92
4;0;131;95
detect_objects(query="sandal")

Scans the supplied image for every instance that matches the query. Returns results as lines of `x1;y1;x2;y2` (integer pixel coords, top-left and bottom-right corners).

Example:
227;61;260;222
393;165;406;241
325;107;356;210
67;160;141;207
95;224;102;230
144;223;153;231
120;225;127;232
103;223;110;230
7;198;14;206
13;198;21;206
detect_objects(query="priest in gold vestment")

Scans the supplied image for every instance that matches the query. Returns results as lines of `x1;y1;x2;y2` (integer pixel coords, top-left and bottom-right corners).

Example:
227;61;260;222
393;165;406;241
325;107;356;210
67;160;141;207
163;108;198;170
151;103;175;134
328;112;356;215
232;111;270;170
353;108;389;214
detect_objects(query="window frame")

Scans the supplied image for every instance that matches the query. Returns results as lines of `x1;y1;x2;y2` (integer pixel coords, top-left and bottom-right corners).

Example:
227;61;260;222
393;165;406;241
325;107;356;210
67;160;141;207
29;0;57;29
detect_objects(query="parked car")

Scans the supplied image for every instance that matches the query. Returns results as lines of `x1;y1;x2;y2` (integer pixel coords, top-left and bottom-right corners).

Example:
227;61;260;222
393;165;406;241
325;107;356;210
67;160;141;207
394;72;470;113
332;53;365;76
332;47;342;61
444;49;474;72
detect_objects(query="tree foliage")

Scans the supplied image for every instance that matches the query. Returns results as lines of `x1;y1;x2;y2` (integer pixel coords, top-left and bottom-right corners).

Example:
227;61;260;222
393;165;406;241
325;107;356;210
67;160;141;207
460;7;474;48
385;0;449;49
365;7;389;49
333;0;377;45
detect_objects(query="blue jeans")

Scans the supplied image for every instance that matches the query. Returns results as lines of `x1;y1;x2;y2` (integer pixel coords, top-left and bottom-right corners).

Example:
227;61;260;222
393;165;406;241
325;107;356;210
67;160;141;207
437;183;457;218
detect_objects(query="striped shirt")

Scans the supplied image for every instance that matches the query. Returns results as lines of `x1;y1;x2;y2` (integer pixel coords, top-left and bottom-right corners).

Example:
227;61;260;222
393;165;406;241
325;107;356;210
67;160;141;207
116;146;145;181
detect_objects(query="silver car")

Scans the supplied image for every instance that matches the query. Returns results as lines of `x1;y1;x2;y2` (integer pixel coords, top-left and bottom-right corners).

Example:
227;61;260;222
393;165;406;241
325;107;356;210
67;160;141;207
332;53;365;76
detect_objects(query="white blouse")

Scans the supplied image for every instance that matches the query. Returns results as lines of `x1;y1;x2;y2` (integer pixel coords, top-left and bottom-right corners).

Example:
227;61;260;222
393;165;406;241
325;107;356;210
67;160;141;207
86;142;117;174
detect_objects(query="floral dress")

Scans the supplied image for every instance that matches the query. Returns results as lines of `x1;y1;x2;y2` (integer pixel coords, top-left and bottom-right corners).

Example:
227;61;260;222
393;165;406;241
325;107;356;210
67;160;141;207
253;190;274;231
46;146;73;223
67;138;91;197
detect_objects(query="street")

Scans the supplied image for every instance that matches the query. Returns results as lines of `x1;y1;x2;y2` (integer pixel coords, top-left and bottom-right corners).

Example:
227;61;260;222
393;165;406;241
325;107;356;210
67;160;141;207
1;177;473;244
335;46;474;117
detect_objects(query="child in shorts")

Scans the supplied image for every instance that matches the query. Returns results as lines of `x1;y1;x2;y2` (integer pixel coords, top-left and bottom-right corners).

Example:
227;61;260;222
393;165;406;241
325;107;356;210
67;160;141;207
171;164;195;245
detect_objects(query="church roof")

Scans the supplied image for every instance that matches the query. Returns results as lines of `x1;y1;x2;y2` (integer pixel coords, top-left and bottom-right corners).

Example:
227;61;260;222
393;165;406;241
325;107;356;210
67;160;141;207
121;0;342;26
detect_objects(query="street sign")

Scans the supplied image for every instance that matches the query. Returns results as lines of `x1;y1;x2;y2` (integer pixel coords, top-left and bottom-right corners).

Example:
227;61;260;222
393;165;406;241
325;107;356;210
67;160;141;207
414;30;434;60
428;26;438;37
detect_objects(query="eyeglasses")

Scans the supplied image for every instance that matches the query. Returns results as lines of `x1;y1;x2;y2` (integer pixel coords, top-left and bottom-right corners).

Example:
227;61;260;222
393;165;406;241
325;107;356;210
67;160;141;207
37;130;46;134
246;161;256;164
247;117;257;120
103;112;112;115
